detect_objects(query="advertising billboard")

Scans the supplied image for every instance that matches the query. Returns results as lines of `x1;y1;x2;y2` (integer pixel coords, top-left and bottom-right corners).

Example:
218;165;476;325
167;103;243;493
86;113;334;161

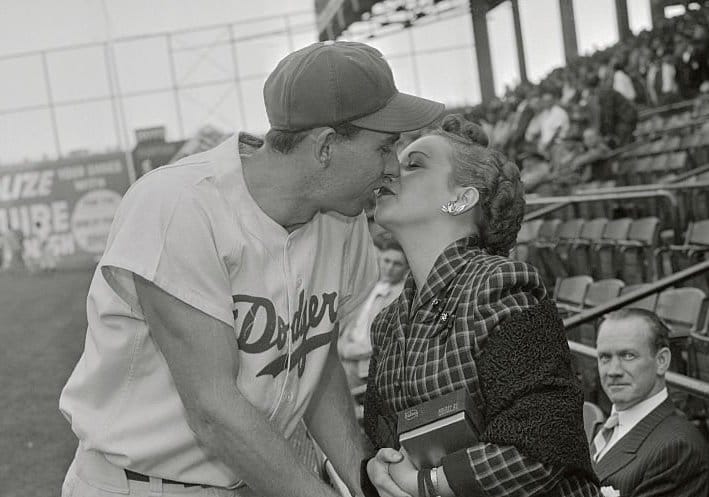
0;152;133;269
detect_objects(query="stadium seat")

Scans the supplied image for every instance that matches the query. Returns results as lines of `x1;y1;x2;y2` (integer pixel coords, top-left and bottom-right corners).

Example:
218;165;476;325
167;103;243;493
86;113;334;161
617;217;660;283
626;157;653;185
577;278;626;352
689;332;709;384
656;287;708;374
584;279;625;308
656;220;709;292
534;218;585;280
512;219;544;262
529;219;562;287
567;218;608;276
620;284;659;312
583;401;606;444
656;287;709;339
554;275;593;315
593;218;633;280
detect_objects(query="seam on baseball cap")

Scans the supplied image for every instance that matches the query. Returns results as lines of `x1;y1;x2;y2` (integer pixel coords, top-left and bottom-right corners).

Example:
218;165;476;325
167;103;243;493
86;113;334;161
285;46;325;130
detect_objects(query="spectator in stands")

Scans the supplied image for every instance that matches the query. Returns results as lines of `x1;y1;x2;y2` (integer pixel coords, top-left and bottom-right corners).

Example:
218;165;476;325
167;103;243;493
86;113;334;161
338;239;408;388
592;308;709;496
364;114;600;497
58;41;444;497
525;89;569;155
675;29;709;99
646;48;680;106
490;101;515;151
582;75;637;148
519;126;607;196
611;58;637;102
508;87;541;159
567;127;612;183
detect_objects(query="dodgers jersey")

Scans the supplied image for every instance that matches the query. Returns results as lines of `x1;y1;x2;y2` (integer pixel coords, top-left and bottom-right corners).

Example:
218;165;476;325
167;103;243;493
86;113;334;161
59;134;378;488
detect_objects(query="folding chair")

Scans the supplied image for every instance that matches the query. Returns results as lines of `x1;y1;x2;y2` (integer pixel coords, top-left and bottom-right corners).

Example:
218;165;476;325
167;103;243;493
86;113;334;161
593;218;633;280
617;217;660;284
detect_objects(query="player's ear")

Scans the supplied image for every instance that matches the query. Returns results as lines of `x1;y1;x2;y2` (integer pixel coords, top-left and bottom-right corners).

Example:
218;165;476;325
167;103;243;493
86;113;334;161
313;128;336;168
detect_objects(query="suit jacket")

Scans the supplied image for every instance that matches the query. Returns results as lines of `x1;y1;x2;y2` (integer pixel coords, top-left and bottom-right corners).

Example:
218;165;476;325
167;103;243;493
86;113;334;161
593;398;709;497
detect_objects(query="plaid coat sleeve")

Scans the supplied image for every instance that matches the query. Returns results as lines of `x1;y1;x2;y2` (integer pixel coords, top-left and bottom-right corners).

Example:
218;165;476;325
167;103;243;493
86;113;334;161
441;261;600;497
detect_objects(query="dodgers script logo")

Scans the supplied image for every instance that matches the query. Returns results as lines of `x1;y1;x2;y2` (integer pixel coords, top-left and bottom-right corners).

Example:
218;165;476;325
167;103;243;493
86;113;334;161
233;290;338;378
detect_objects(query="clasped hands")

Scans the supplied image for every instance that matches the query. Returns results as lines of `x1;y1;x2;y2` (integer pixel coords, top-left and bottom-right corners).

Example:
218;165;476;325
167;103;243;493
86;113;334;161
366;447;419;497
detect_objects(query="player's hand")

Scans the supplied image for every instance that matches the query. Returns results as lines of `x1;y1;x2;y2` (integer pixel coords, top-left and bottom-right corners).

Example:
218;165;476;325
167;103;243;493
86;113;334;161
366;448;412;497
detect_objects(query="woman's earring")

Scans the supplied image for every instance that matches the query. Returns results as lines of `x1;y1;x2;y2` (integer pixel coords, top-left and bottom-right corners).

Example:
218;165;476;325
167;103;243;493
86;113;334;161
440;200;468;216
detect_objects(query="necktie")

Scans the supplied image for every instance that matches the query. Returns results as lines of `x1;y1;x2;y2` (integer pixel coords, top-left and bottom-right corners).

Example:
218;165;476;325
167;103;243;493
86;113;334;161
590;412;619;462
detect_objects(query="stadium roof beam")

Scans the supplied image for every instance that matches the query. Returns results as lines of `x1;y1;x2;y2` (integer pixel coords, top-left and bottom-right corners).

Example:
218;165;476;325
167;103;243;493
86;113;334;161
558;0;579;64
510;0;528;84
615;0;632;42
650;0;667;28
470;0;496;103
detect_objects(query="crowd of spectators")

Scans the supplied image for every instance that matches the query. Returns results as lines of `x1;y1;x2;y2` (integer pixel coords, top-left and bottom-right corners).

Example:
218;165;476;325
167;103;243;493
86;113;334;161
465;7;709;196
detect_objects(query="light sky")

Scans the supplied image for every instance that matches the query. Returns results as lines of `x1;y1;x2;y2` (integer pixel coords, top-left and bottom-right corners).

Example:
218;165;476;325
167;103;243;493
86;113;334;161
0;0;653;165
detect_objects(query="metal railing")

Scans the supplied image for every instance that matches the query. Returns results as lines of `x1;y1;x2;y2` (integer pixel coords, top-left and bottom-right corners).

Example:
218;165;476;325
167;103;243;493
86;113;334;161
523;164;709;228
524;190;681;241
563;259;709;400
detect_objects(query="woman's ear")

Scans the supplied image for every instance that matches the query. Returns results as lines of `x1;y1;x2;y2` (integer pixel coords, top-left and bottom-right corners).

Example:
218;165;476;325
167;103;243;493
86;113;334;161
441;187;480;216
459;187;480;209
313;128;336;167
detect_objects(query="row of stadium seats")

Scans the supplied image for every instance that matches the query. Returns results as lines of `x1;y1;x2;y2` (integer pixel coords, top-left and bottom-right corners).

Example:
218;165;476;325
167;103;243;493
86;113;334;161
620;133;709;161
553;275;709;419
516;217;709;291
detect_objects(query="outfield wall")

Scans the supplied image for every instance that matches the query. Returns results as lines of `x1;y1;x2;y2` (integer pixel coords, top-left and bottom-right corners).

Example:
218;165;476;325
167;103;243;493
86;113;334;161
0;152;132;269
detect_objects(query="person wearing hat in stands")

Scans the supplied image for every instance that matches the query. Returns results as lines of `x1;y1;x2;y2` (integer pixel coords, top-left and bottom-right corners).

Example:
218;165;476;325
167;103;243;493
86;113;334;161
59;41;444;497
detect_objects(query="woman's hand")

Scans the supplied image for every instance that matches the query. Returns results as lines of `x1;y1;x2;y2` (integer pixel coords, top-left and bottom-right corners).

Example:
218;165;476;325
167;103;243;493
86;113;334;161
366;448;413;497
387;448;419;496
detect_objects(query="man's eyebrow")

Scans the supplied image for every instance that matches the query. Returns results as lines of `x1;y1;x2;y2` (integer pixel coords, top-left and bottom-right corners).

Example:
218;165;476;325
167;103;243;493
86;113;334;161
408;150;430;159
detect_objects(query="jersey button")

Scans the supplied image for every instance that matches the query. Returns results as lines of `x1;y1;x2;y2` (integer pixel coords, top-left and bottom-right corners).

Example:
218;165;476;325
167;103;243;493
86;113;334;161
296;277;302;287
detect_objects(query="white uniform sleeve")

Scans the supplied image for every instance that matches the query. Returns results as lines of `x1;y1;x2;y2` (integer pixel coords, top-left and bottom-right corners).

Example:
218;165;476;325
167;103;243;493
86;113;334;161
337;213;379;323
100;180;234;327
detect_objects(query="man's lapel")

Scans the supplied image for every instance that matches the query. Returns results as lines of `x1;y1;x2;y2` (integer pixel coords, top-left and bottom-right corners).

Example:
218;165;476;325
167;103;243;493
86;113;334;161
593;398;675;481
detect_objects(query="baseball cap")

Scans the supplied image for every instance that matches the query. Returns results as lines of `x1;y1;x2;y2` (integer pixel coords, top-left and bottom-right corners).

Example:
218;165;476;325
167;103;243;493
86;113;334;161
264;41;445;133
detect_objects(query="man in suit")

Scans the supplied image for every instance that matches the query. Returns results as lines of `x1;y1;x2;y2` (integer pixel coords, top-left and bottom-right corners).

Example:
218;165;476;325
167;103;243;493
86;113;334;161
593;308;709;496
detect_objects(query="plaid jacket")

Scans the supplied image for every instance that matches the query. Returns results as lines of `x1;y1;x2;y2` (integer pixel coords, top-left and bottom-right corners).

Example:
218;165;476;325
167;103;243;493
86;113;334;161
364;236;600;497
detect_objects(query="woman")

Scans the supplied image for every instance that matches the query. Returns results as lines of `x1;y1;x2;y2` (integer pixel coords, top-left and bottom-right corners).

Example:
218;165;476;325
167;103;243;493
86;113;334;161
362;115;600;497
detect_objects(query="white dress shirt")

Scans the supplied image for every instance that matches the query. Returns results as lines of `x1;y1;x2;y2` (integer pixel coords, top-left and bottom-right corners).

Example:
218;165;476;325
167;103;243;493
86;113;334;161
338;280;404;359
613;70;637;102
596;387;668;461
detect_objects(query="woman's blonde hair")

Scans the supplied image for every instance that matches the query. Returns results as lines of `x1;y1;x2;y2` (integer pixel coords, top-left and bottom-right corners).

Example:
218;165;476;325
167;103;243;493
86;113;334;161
433;114;525;256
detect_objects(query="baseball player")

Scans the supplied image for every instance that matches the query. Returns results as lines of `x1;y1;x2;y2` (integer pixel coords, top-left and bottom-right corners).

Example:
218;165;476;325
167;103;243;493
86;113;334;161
59;41;444;497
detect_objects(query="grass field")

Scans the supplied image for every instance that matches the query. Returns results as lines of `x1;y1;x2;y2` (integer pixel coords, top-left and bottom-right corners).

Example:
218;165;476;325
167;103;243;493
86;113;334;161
0;268;94;497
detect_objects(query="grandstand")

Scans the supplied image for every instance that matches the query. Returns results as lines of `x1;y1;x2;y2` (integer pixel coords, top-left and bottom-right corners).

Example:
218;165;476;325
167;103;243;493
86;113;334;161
3;1;709;496
334;0;709;471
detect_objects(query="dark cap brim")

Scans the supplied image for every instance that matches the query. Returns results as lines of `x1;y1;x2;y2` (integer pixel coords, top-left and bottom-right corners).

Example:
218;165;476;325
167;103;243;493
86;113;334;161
350;92;445;133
